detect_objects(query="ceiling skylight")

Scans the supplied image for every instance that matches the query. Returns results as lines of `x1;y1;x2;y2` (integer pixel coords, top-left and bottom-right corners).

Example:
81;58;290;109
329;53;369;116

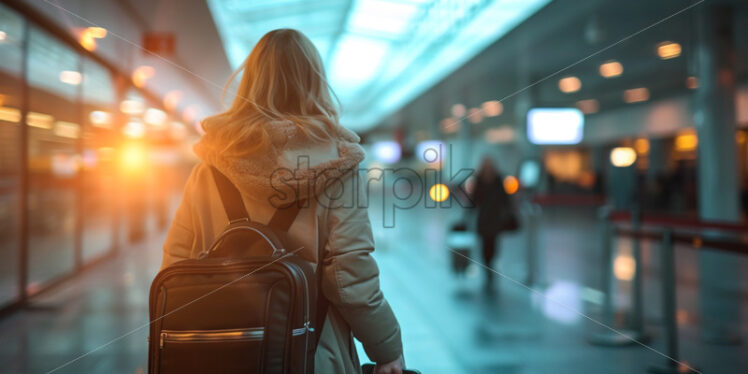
208;0;551;131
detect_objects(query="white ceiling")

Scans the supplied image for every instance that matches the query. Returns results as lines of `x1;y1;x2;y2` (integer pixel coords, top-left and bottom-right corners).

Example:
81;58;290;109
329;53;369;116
208;0;551;131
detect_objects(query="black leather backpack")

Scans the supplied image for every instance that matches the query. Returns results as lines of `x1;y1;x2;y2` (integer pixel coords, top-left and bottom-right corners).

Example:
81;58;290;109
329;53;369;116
148;167;327;373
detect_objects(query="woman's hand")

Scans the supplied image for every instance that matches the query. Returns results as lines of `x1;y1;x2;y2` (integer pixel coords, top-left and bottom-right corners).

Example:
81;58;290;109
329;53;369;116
374;355;404;374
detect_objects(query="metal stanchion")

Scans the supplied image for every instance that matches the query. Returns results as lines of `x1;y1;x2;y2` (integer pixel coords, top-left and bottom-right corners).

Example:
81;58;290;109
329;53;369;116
630;208;647;337
589;207;649;346
524;202;541;286
649;230;699;373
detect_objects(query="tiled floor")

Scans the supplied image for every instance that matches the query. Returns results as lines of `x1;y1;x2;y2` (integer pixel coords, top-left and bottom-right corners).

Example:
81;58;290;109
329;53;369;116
1;201;747;373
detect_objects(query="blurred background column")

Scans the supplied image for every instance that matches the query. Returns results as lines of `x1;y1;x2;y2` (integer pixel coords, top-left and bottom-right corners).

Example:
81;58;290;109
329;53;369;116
694;3;741;344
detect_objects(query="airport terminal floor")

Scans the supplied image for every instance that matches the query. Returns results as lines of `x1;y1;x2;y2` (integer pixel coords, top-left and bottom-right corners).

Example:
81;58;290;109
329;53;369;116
1;193;747;373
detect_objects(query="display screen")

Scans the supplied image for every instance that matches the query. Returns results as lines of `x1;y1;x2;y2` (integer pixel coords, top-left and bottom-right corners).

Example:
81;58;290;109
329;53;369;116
527;108;584;145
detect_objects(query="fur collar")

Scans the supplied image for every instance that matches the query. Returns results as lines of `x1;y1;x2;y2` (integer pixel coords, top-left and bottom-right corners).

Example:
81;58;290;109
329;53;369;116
193;120;365;204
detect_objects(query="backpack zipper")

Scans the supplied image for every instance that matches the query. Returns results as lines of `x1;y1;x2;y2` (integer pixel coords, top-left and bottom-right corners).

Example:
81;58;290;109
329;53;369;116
160;327;264;349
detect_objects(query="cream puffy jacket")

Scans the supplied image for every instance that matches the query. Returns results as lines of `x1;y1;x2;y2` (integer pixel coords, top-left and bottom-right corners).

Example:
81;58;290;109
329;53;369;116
161;121;402;373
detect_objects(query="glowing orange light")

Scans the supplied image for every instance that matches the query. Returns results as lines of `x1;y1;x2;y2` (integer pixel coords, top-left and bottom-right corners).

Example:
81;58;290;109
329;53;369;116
610;147;637;167
599;60;623;78
614;254;636;281
623;87;650;103
558;76;582;93
576;99;599;114
163;90;183;111
79;27;107;51
429;184;450;202
485;126;515;144
132;66;155;88
686;76;699;90
503;175;519;195
634;138;650;154
481;100;502;117
657;41;681;60
674;131;698;152
120;143;147;172
441;118;459;133
467;108;483;124
0;106;21;123
736;131;747;144
451;104;466;117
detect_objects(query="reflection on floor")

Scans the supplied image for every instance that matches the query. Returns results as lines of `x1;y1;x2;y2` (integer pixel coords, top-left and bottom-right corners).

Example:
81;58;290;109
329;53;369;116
1;203;747;373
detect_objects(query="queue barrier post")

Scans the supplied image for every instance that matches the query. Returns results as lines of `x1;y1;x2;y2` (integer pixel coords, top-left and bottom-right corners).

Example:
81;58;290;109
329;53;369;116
589;207;649;346
524;202;541;286
648;230;699;373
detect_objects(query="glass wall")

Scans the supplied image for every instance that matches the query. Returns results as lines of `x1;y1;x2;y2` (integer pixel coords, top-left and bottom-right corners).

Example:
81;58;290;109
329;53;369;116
26;26;80;289
0;4;24;304
0;1;191;311
81;57;117;261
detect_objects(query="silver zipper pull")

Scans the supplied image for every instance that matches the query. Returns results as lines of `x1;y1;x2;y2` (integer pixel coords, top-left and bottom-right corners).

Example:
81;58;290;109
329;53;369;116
304;321;315;333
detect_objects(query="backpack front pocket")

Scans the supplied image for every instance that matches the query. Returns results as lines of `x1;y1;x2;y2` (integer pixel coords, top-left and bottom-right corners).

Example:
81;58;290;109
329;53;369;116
158;327;264;373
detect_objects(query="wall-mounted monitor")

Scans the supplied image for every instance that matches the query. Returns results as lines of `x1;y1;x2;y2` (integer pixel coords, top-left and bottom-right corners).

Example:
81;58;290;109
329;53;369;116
527;108;584;145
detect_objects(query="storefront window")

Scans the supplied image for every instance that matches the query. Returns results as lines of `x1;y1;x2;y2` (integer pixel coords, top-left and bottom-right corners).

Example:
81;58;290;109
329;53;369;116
26;26;80;289
0;3;24;304
81;58;117;260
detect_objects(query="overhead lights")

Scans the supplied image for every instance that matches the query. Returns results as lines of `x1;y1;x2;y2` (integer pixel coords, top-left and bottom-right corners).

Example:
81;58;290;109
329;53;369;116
503;175;519;195
120;99;145;115
0;106;21;123
576;99;599;114
416;140;445;163
440;118;459;133
0;31;6;41
123;120;146;138
634;138;650;154
481;100;503;117
485;126;515;144
79;27;107;51
89;110;112;128
558;76;581;93
623;87;650;103
144;108;167;126
610;147;637;167
428;184;450;203
372;141;402;164
686;76;699;90
53;121;80;139
599;60;623;78
674;130;698;152
132;65;155;88
451;104;466;117
27;112;54;129
657;41;681;60
467;108;483;124
59;70;82;85
163;90;183;112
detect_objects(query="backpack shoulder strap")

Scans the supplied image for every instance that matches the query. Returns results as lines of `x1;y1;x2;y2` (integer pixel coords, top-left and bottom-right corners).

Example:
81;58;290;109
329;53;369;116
210;166;250;223
267;200;304;231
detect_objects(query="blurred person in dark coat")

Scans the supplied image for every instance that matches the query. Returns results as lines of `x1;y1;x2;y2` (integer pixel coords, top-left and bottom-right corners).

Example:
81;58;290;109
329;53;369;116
471;157;516;292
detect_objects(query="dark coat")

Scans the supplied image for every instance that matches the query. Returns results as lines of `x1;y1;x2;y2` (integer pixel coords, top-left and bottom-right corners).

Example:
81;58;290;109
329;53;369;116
473;175;512;236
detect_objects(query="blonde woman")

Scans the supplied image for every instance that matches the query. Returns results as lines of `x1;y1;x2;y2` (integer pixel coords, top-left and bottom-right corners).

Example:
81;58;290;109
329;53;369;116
161;29;404;374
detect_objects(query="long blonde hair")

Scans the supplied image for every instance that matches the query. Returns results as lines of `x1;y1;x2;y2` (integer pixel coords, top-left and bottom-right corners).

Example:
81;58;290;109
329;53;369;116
201;29;340;156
